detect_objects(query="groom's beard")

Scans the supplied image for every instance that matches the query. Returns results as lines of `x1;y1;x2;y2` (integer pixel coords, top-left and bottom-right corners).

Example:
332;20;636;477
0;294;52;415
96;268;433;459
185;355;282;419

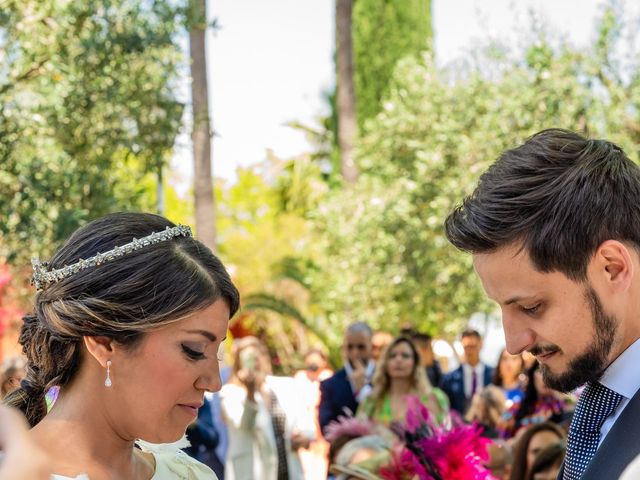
539;286;617;393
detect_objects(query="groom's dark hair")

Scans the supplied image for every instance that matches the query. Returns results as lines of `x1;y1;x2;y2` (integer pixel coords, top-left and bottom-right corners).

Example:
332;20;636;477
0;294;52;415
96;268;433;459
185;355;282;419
445;128;640;280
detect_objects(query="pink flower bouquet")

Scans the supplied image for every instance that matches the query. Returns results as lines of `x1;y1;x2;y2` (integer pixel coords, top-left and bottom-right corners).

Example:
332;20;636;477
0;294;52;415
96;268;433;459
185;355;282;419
379;395;491;480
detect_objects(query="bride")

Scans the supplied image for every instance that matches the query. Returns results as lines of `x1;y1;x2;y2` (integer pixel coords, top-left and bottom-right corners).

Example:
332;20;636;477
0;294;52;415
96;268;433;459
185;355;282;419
3;212;240;479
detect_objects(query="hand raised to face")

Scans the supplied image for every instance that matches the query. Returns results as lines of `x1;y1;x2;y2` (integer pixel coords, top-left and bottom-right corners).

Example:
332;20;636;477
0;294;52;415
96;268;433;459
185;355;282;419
237;368;265;398
349;358;368;392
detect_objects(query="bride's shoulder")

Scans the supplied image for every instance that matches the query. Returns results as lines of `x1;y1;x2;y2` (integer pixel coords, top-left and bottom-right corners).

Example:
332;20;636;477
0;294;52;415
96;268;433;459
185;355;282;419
137;438;217;480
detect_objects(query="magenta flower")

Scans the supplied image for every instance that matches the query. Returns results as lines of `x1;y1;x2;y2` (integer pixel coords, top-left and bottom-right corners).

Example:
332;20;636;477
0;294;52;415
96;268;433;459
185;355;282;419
324;413;375;443
379;445;434;480
378;395;491;480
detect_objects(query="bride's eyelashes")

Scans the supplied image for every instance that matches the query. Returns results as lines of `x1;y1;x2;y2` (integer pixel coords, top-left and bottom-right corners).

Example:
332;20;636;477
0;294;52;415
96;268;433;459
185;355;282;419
182;345;207;361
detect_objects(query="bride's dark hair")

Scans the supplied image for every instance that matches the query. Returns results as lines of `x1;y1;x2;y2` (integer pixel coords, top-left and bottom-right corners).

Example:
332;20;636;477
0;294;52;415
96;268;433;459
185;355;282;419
3;212;240;426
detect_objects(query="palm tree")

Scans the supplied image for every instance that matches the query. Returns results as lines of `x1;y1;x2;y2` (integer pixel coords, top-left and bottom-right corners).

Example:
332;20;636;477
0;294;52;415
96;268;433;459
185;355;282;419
189;0;216;251
335;0;359;184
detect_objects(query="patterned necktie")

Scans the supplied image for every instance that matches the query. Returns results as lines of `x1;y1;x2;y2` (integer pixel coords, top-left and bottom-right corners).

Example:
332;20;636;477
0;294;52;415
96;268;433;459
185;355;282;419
471;369;478;398
268;392;290;480
563;382;623;480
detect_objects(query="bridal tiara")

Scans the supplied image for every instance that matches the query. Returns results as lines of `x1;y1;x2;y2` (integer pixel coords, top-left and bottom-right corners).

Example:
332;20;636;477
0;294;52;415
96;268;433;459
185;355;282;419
31;224;193;291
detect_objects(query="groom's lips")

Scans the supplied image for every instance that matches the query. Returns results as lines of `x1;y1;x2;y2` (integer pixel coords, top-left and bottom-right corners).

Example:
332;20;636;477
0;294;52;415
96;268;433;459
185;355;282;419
535;350;558;363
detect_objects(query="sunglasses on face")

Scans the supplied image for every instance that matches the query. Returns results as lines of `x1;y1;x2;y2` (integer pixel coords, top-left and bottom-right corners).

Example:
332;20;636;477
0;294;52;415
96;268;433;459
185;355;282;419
347;344;367;351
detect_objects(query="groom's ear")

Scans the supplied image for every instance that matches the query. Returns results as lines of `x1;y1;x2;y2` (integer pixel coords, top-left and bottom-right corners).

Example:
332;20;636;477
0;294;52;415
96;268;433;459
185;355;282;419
589;240;633;294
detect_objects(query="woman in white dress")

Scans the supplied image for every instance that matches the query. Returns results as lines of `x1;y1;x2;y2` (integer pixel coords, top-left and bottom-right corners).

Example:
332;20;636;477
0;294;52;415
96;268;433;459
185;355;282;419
220;337;315;480
3;212;240;479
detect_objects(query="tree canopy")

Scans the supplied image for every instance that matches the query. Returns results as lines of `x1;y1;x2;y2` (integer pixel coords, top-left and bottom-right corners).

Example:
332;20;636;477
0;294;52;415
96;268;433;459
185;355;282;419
306;6;640;339
0;0;184;261
3;3;640;366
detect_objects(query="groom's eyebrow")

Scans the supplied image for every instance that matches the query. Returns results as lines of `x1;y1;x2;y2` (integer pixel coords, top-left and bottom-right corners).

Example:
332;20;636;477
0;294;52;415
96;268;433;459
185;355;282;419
505;296;524;305
505;295;537;305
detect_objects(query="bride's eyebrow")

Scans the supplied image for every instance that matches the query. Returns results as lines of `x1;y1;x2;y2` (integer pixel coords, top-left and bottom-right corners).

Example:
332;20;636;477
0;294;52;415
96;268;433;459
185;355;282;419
183;329;217;342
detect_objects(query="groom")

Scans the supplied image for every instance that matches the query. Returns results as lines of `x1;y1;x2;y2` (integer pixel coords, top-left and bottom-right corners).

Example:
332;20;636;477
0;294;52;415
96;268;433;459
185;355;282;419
445;129;640;479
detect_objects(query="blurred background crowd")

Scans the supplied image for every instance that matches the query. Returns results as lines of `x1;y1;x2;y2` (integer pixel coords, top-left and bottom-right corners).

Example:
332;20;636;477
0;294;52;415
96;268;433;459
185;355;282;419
1;323;573;480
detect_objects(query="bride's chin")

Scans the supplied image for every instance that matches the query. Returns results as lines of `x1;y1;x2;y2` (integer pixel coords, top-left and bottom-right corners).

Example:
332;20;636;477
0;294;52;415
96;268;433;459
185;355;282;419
139;429;186;445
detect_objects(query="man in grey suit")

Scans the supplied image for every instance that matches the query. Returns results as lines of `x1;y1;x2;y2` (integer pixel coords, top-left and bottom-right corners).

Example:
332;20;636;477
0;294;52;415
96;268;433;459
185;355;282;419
445;129;640;479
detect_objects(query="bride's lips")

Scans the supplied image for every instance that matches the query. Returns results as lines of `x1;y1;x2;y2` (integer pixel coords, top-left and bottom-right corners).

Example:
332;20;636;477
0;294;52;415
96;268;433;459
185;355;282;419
177;403;202;417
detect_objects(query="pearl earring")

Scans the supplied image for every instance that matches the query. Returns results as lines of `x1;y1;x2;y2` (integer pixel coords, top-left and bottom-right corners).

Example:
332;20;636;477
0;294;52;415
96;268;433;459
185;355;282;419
104;360;112;387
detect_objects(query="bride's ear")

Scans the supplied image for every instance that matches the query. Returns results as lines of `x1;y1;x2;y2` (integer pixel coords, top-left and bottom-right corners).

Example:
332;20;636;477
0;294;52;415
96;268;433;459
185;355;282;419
83;336;115;367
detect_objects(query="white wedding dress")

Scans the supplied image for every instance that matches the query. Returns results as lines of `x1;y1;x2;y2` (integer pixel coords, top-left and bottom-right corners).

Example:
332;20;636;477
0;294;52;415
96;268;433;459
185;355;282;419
51;438;217;480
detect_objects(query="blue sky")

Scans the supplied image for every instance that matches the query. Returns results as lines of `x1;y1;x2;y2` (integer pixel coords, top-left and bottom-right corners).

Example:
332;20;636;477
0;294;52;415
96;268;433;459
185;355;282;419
169;0;622;189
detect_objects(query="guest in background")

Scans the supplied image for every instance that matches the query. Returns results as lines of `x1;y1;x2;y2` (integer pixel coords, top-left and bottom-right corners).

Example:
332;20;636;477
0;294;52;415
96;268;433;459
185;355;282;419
319;322;375;434
485;441;513;480
220;336;315;480
184;389;225;478
465;385;507;438
371;331;393;362
357;336;449;427
294;349;333;480
508;422;565;480
328;435;391;480
212;365;232;478
499;362;571;439
323;415;376;476
440;329;494;415
405;329;443;388
183;342;232;478
296;349;333;385
525;440;566;480
492;349;525;407
0;356;26;399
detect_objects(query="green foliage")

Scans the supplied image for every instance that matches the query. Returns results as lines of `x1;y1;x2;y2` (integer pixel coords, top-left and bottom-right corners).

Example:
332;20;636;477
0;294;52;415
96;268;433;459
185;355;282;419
307;7;640;339
299;0;432;184
0;0;184;262
273;153;329;216
352;0;432;129
213;167;338;369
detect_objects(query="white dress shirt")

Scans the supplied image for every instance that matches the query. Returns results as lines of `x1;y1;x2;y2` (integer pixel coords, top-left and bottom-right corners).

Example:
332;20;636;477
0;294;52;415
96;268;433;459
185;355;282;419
462;363;485;399
598;338;640;446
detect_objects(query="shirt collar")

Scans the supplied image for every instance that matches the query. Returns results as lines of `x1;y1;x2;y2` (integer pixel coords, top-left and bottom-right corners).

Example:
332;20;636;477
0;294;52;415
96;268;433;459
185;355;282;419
462;362;484;374
344;359;376;379
600;338;640;399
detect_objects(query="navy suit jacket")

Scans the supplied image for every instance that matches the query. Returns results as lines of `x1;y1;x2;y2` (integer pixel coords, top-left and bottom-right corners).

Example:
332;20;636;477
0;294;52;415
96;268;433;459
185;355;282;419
319;368;358;436
440;364;494;415
557;386;640;479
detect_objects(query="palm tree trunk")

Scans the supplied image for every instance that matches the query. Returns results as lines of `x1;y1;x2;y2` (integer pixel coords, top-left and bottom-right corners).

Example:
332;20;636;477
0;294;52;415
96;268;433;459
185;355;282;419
156;164;164;215
190;0;216;251
336;0;358;184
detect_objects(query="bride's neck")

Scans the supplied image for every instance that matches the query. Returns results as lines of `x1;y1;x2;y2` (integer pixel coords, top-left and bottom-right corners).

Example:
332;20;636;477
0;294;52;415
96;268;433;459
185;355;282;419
30;383;154;479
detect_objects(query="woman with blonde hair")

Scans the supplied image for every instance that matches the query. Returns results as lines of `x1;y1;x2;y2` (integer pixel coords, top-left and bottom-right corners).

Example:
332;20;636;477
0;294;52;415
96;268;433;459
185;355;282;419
220;336;315;480
357;336;449;427
3;212;240;479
